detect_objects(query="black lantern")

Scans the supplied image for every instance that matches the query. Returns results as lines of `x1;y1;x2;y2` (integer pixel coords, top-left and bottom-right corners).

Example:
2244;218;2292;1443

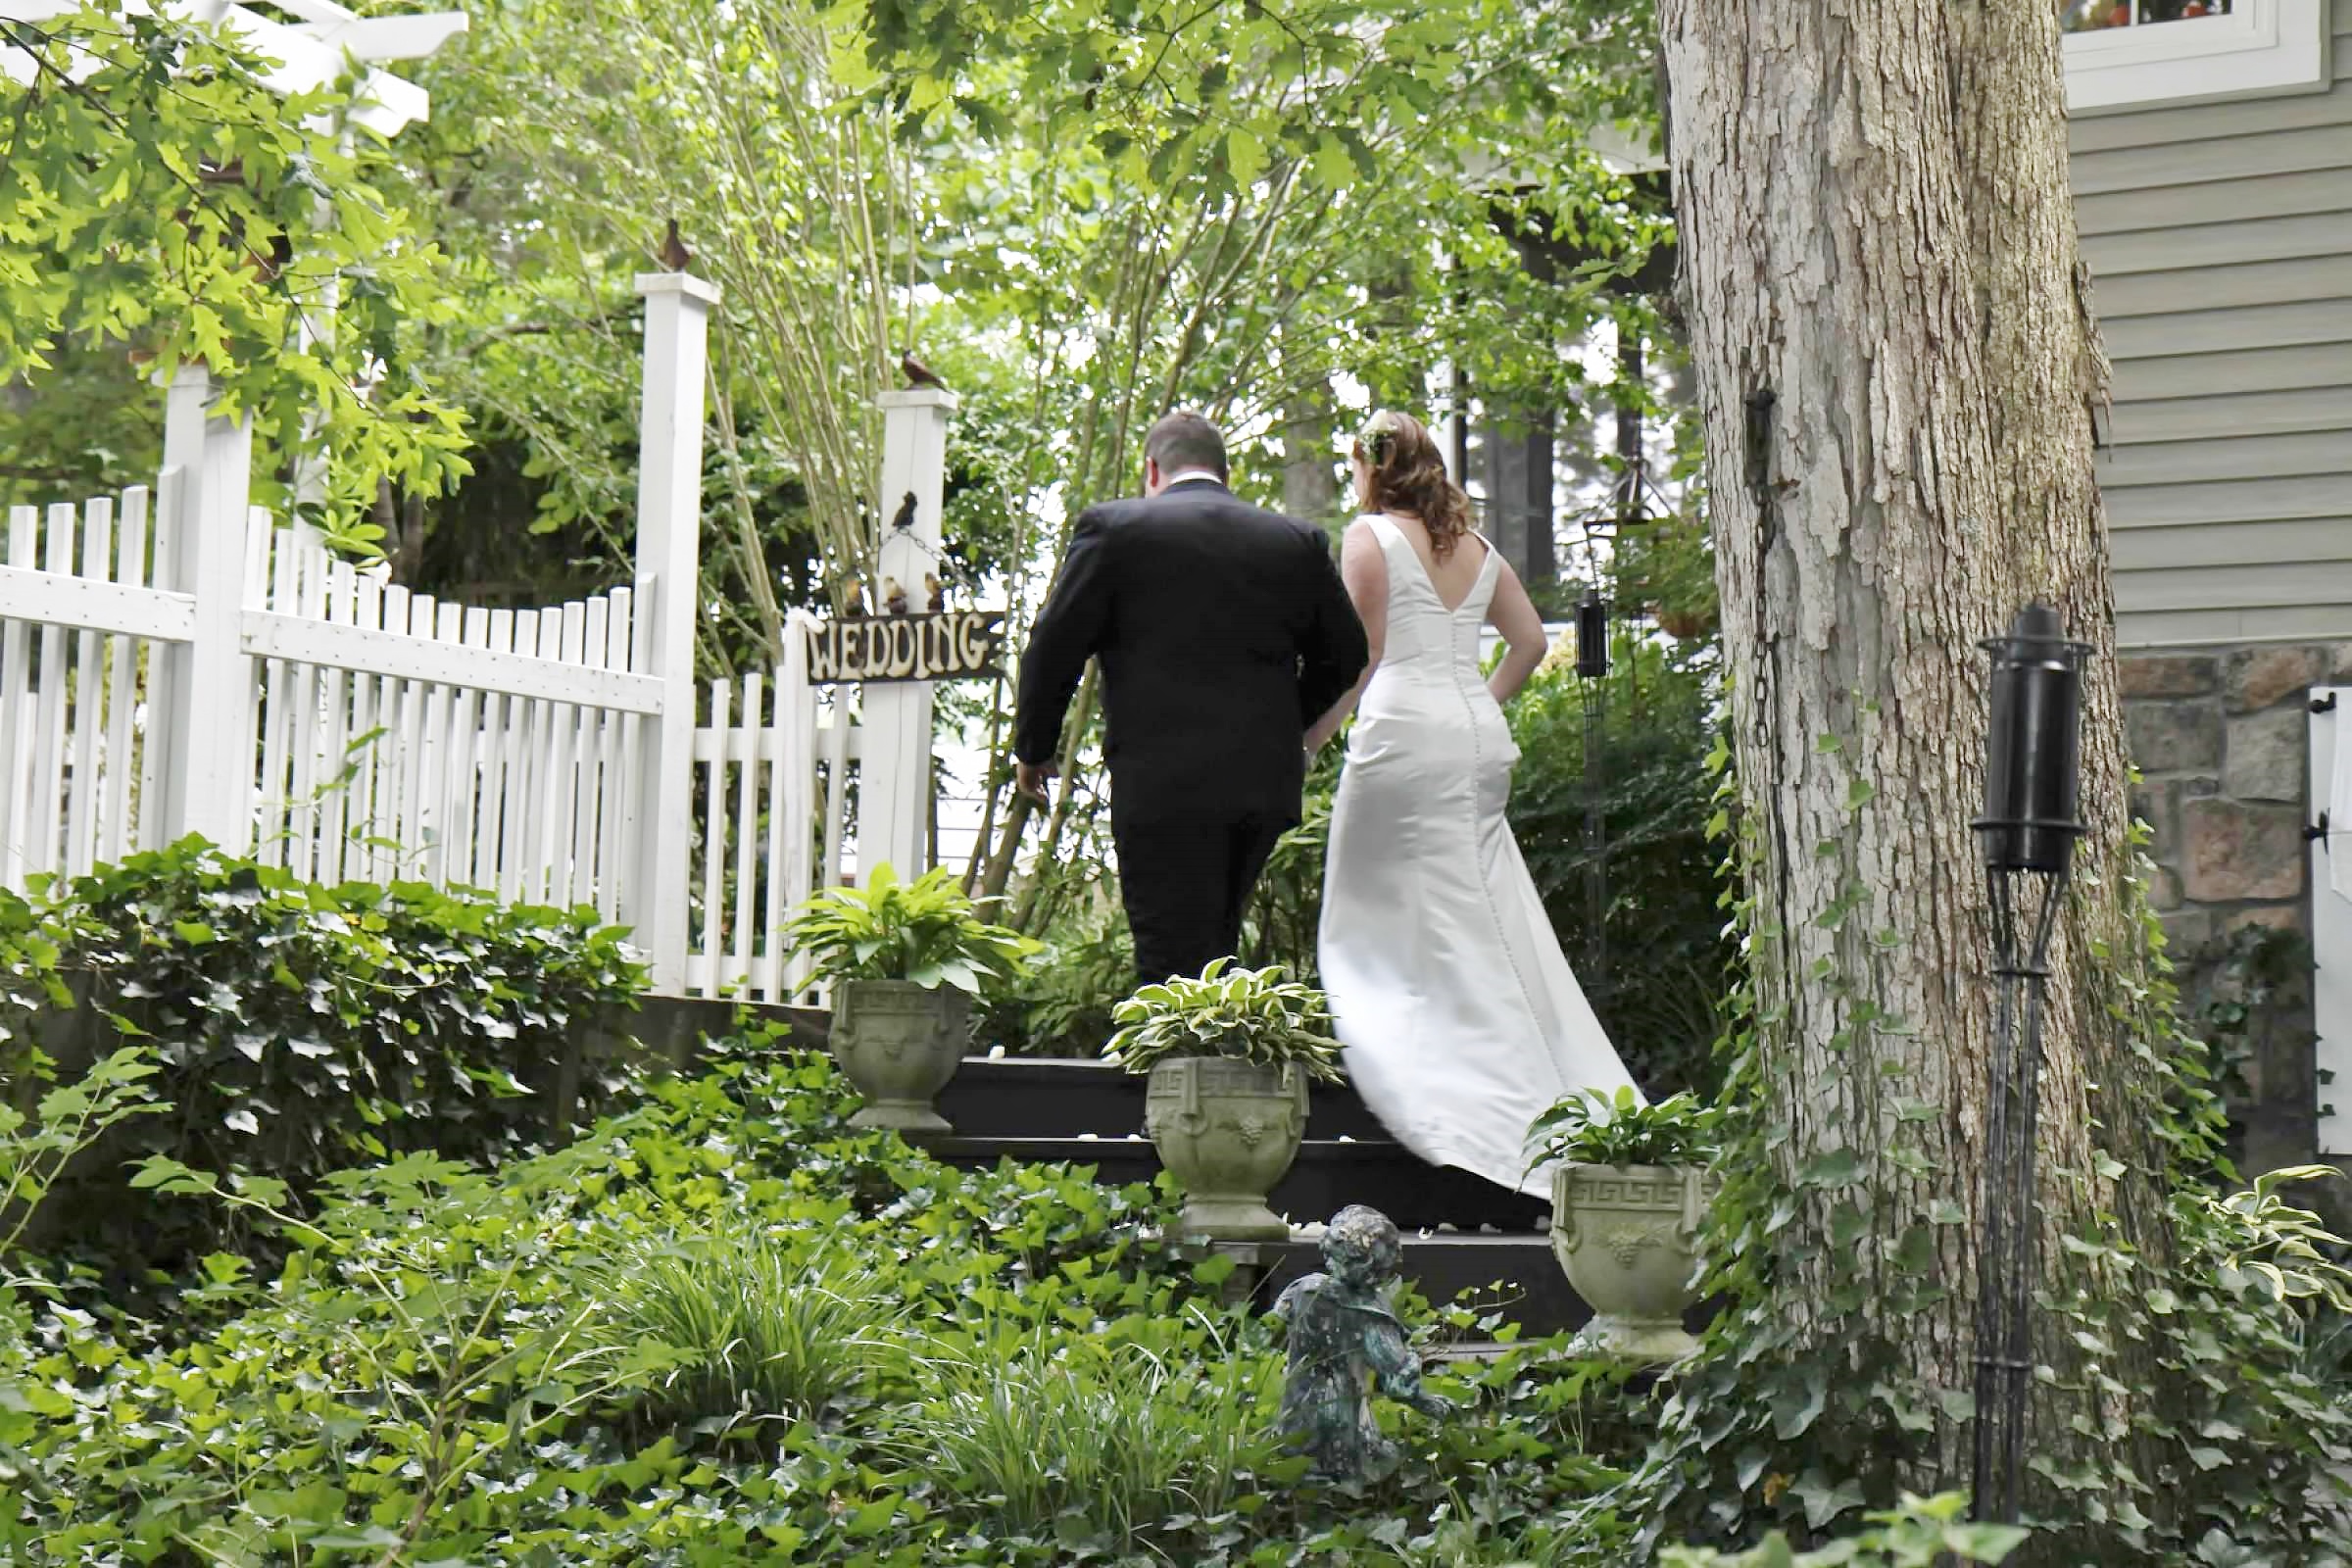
1575;589;1610;681
1977;604;2086;877
1575;588;1610;977
1968;603;2088;1528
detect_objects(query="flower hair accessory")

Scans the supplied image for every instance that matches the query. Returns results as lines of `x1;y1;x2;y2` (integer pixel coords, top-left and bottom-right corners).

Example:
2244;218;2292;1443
1357;409;1404;461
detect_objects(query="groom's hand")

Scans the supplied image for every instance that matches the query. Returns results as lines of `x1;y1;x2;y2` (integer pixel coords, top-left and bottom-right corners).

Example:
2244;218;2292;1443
1015;761;1056;805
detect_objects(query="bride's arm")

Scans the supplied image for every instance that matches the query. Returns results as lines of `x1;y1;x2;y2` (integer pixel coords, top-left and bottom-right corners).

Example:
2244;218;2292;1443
1486;558;1549;706
1305;520;1386;754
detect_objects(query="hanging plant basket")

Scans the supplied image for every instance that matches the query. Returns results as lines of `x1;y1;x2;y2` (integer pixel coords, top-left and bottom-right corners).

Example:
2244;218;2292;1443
1655;606;1718;641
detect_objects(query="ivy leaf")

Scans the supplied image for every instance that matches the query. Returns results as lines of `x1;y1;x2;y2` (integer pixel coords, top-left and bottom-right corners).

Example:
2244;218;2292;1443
1771;1367;1828;1440
1792;1469;1866;1531
1940;1522;2031;1561
1797;1148;1862;1189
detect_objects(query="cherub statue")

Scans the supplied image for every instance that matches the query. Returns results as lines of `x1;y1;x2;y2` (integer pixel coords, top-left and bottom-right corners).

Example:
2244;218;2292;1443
1270;1204;1455;1483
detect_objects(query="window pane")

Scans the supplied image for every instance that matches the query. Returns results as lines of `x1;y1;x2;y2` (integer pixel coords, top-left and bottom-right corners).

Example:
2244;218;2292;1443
2060;0;2231;29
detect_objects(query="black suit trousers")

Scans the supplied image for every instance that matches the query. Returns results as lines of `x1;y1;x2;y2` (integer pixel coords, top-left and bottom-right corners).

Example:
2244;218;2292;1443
1114;816;1285;986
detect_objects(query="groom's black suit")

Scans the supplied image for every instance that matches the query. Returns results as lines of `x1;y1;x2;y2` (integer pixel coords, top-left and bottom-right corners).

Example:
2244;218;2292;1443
1014;475;1368;984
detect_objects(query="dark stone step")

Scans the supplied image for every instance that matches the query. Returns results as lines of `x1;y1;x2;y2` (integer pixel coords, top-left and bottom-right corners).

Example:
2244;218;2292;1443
926;1134;1547;1234
936;1053;1390;1141
616;1000;1539;1232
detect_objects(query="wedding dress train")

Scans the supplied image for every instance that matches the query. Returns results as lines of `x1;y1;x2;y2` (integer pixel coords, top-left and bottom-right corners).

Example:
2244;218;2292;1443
1318;515;1641;1199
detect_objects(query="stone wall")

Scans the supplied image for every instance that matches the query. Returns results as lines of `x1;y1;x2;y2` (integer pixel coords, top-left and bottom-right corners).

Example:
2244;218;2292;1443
2124;642;2344;948
2123;641;2344;1190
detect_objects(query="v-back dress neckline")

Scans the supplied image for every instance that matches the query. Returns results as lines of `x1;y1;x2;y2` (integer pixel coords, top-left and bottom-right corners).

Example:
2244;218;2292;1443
1366;514;1497;615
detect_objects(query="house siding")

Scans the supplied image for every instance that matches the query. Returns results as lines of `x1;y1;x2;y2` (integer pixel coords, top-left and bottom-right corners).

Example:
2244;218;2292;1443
2070;0;2352;651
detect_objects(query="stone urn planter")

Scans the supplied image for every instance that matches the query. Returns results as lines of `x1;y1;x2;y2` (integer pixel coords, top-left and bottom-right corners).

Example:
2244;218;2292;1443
1145;1055;1309;1242
785;864;1040;1137
1549;1160;1715;1363
828;978;970;1134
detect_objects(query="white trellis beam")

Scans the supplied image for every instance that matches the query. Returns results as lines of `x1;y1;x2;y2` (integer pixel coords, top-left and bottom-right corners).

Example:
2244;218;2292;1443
0;1;466;137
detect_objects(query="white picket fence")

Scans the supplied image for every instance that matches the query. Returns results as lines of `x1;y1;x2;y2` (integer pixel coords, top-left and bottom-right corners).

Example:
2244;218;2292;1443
242;516;652;910
0;484;174;886
682;637;861;1004
0;271;959;999
0;480;858;999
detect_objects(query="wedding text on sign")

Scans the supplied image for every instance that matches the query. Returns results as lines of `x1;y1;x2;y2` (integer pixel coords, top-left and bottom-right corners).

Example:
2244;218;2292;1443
805;610;1006;684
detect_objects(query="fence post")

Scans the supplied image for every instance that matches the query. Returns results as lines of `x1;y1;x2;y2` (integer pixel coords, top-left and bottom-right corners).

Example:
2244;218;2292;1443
860;387;956;884
150;365;257;852
625;270;720;993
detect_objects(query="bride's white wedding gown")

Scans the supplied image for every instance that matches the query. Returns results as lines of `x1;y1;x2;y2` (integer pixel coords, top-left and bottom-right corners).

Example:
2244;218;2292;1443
1318;515;1641;1199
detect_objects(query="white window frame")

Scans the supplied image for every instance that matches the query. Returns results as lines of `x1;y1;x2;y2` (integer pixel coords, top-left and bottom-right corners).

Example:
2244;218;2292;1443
2313;687;2349;1157
2064;0;2331;112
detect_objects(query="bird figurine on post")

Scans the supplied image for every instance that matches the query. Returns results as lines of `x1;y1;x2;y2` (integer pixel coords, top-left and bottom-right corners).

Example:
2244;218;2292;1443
657;219;692;272
925;572;945;613
900;351;949;392
883;576;909;616
889;491;917;534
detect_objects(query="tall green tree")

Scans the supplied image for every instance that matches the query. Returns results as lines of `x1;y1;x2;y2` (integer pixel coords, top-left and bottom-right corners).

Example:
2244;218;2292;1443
0;4;467;547
851;0;1670;909
1642;2;2351;1559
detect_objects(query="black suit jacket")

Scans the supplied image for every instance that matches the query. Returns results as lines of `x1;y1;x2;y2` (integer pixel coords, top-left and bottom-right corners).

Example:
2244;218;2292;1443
1013;478;1368;829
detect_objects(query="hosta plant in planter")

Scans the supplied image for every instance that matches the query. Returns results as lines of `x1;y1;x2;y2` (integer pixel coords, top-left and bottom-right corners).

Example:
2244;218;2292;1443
786;864;1038;1134
1525;1086;1721;1363
1105;958;1345;1243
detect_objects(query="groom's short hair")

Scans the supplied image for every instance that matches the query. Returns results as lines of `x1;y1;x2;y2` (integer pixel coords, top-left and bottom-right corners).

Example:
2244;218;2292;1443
1146;410;1228;481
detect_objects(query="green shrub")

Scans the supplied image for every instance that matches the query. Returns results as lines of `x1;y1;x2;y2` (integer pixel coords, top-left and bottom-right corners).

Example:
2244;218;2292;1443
575;1221;905;1432
978;900;1135;1054
906;1313;1278;1540
0;1038;1652;1566
19;836;645;1292
1660;1492;2026;1567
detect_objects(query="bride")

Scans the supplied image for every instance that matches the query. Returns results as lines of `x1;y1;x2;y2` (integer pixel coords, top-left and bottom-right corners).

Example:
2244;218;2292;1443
1306;410;1642;1198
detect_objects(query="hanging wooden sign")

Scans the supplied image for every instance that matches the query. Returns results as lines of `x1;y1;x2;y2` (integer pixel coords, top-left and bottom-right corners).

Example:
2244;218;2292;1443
806;610;1007;684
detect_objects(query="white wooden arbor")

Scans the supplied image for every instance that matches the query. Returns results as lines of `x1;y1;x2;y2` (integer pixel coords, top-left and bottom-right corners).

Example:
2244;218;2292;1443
0;0;467;137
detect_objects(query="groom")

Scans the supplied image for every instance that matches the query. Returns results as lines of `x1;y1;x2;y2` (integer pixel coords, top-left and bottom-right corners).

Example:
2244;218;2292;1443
1013;411;1367;985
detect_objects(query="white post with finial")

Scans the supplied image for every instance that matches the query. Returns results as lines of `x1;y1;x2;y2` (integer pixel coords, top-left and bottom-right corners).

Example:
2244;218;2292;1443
626;270;720;993
860;387;956;885
150;364;258;851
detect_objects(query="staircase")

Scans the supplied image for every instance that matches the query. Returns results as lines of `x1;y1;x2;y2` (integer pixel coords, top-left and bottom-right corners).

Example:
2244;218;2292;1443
624;997;1590;1338
933;1055;1587;1338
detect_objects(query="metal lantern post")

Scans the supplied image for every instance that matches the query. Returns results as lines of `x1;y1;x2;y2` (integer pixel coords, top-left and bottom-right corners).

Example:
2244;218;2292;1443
1968;603;2088;1526
1576;589;1611;979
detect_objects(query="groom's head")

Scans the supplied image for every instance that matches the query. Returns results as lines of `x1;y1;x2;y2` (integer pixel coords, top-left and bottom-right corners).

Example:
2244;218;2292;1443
1143;410;1228;496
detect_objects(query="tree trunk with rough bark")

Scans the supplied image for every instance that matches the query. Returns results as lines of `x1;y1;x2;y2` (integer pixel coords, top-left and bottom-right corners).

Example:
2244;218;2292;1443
1658;0;2166;1520
1282;382;1341;522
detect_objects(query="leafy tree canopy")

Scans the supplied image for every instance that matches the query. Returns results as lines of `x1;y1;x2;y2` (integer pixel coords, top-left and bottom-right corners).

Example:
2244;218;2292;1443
0;4;468;550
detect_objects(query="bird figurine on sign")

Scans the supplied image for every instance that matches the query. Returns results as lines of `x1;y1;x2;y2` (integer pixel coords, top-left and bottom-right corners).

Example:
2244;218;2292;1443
844;579;867;617
900;351;949;392
925;572;945;613
657;219;692;272
883;576;909;616
889;491;917;533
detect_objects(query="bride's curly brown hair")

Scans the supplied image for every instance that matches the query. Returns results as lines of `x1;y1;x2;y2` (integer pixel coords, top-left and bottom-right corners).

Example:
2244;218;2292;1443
1353;410;1475;560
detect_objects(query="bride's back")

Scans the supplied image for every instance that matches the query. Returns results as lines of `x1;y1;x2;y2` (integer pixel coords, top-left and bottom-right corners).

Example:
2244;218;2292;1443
1372;510;1492;616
